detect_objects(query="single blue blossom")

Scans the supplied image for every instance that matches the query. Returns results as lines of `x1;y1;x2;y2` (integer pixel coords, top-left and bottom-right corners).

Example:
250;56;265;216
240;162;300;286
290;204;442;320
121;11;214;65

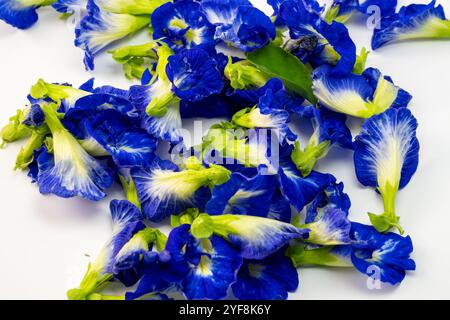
354;107;419;233
0;0;54;29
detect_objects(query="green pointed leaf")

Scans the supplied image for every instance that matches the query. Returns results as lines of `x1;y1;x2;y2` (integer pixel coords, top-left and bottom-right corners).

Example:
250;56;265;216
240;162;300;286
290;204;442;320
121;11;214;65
246;45;317;104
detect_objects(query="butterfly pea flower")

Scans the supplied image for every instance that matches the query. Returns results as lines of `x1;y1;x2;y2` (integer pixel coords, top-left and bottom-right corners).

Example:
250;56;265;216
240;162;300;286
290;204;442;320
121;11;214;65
30;78;93;112
205;169;278;217
14;125;50;170
350;222;416;285
301;208;351;246
152;0;216;52
0;0;55;29
68;200;145;300
291;105;353;176
82;110;157;168
278;143;335;212
372;1;450;50
166;48;224;102
278;0;356;77
113;227;167;287
182;232;243;300
231;249;299;300
75;0;151;71
312;65;412;119
305;180;351;224
354;107;419;234
34;103;114;200
267;189;292;223
200;0;276;52
191;213;309;260
131;156;231;222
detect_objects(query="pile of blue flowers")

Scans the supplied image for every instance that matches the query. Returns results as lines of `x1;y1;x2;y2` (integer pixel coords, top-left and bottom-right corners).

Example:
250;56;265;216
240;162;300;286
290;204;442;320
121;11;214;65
2;0;448;300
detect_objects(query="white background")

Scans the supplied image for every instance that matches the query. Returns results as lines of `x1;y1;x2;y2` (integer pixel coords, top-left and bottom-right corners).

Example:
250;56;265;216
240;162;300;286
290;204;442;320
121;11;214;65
1;0;450;300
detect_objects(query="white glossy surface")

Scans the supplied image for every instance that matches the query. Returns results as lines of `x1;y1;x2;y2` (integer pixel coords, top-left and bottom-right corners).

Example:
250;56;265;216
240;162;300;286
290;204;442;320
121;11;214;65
0;0;449;299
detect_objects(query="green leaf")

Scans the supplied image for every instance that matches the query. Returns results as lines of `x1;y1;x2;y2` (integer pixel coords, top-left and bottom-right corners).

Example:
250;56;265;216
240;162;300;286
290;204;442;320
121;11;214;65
246;45;317;104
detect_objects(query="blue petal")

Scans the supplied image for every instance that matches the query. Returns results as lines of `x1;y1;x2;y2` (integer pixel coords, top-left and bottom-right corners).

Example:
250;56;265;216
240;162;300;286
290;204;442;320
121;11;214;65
166;48;224;102
27;146;54;183
279;0;356;76
305;180;351;223
84;110;157;167
0;0;40;29
151;0;216;52
267;189;292;222
354;107;419;190
232;249;298;300
22;104;45;128
182;235;242;300
201;0;275;52
131;158;211;221
350;222;416;285
205;171;278;216
306;208;351;245
213;214;309;259
106;200;146;273
278;144;335;211
312;64;374;117
372;1;449;50
75;0;149;70
37;137;115;201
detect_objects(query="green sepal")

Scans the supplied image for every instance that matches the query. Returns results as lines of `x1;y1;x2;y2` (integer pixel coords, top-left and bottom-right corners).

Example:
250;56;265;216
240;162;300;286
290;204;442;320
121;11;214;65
14;127;50;170
368;212;404;235
231;107;256;129
291;140;330;177
109;42;158;64
287;245;353;268
1;107;32;144
224;57;271;90
191;213;214;239
67;262;113;300
119;175;142;211
86;293;125;300
246;44;317;103
353;47;370;75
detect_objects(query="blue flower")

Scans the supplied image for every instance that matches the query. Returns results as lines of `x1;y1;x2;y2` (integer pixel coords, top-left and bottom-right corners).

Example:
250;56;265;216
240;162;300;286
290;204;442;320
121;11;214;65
131;157;230;222
354;107;419;233
312;64;412;118
278;144;335;211
278;0;356;76
27;146;54;183
52;0;87;15
0;0;52;29
201;0;276;52
191;213;309;260
303;208;351;245
68;200;145;300
350;222;416;285
232;249;298;300
305;180;351;223
125;225;192;300
372;1;450;50
166;48;224;102
205;170;278;217
30;79;94;113
151;0;216;52
75;0;150;70
113;228;167;287
182;234;242;300
82;110;157;168
291;105;353;176
34;104;114;201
